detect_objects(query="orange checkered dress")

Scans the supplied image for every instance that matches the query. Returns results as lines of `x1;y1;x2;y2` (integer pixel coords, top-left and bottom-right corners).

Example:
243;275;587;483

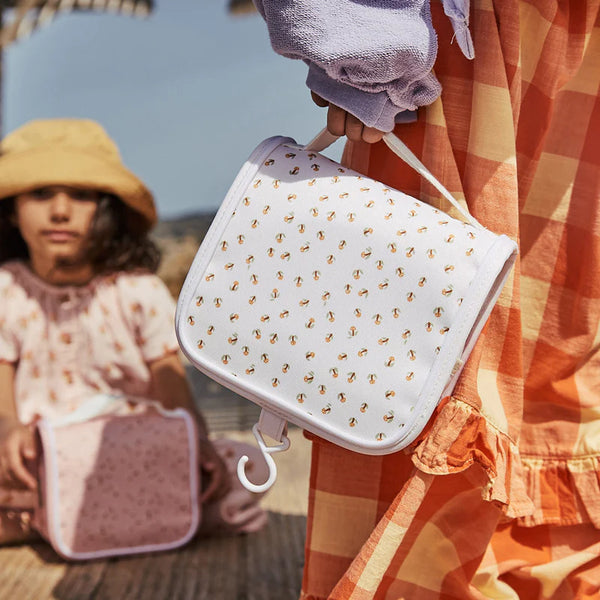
300;1;600;598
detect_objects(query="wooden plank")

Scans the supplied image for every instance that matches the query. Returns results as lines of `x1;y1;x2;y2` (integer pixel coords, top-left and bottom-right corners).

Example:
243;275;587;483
245;512;307;600
49;559;108;600
0;515;307;599
0;543;65;600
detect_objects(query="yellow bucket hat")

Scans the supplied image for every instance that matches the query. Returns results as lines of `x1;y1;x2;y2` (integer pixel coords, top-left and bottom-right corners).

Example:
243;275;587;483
0;118;157;227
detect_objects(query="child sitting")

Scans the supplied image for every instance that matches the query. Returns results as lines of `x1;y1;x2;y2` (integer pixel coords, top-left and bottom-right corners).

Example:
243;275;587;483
0;118;265;544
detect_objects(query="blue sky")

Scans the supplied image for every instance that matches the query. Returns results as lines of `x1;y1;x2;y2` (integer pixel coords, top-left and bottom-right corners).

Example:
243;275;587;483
4;1;343;219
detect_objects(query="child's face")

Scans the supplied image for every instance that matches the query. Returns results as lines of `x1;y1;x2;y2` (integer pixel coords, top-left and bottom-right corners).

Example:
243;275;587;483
14;186;101;272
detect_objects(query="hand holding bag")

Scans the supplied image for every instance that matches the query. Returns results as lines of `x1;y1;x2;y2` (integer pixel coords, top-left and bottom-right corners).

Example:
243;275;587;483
33;395;201;560
175;130;518;491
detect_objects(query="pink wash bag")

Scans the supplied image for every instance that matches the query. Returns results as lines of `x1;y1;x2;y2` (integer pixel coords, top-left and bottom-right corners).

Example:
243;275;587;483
32;397;200;561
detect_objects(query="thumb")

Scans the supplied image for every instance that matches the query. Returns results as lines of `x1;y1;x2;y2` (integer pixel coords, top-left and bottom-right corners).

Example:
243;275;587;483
21;430;36;460
311;91;329;108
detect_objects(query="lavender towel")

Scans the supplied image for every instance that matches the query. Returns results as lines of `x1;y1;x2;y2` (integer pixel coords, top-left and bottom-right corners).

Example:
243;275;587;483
254;0;474;132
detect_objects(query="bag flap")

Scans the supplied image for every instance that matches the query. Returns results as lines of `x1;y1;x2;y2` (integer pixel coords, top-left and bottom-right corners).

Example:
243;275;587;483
176;137;517;455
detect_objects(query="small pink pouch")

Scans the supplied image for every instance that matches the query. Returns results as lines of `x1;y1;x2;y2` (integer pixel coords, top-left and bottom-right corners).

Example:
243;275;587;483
33;397;200;561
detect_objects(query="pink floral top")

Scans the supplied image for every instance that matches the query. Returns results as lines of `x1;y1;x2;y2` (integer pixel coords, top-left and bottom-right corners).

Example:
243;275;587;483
0;261;179;424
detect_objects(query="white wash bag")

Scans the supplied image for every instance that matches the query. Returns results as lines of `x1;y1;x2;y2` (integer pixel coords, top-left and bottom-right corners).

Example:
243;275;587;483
176;130;517;492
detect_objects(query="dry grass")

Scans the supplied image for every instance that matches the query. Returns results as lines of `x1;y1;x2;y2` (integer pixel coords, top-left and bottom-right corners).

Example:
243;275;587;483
155;235;202;298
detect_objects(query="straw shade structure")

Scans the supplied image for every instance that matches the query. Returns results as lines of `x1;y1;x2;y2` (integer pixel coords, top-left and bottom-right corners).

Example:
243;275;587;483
0;0;154;49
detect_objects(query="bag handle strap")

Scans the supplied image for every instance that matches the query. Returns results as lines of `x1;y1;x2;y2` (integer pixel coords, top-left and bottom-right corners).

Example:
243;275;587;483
304;128;484;231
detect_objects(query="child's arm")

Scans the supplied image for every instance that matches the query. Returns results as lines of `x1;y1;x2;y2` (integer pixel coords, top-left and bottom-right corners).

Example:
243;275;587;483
0;362;36;490
148;351;229;502
149;351;209;435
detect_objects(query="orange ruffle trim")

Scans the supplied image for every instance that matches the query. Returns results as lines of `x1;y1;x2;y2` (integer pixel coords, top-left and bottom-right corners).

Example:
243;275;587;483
518;455;600;528
410;396;535;520
413;398;600;526
304;396;600;527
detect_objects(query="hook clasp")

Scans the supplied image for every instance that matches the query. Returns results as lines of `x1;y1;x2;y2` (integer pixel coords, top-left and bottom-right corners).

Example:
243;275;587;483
237;423;290;493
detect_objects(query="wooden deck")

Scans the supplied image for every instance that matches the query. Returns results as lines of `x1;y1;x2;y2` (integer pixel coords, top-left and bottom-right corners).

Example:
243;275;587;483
0;370;312;600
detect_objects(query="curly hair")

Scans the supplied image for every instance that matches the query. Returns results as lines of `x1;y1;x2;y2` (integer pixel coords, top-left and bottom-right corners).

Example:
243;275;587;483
0;194;161;274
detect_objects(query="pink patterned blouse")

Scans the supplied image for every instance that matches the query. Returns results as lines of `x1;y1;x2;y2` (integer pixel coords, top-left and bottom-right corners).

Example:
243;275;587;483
0;261;179;424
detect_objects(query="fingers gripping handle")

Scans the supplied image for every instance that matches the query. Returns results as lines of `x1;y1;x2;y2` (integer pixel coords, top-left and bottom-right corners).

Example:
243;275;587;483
237;423;291;493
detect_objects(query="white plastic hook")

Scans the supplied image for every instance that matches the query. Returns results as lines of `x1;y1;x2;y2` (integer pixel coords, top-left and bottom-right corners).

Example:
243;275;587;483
237;424;290;493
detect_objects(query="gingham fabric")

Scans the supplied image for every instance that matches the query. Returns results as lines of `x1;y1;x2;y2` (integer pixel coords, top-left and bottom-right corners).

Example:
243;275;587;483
300;1;600;598
471;521;600;599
